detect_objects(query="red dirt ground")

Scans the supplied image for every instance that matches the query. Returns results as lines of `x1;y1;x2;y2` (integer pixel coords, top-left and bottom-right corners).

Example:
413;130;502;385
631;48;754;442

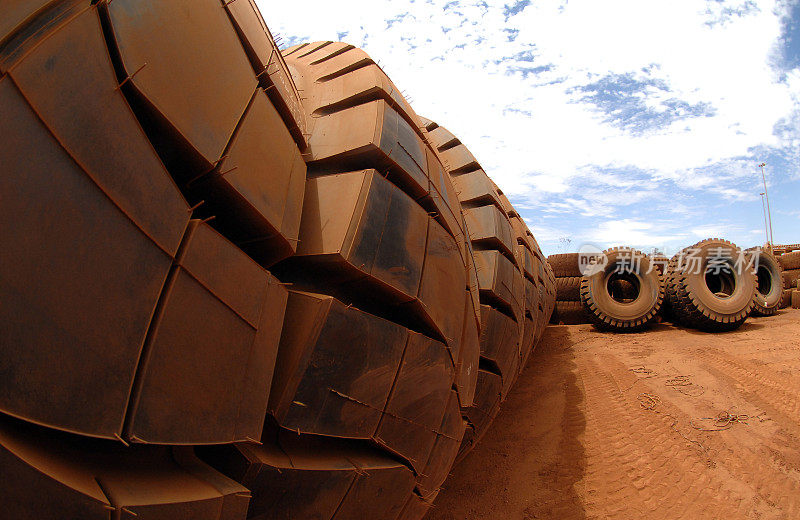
429;309;800;520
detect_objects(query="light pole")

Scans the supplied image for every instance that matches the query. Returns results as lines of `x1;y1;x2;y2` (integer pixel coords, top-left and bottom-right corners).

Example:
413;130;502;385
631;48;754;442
758;163;774;253
760;192;770;248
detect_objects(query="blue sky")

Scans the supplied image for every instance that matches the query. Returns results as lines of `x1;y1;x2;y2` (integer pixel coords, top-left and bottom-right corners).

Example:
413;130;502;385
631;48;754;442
260;0;800;256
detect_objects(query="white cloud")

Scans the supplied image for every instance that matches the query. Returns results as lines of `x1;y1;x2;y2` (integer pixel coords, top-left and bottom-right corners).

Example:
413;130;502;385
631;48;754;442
260;0;800;254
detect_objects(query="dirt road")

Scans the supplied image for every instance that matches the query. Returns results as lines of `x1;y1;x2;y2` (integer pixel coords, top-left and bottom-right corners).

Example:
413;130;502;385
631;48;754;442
429;310;800;520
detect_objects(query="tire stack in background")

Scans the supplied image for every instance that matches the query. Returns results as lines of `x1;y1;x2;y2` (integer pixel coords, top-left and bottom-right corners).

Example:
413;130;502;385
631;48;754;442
778;251;800;309
420;118;556;463
665;239;757;332
547;241;786;334
0;3;555;520
547;253;591;324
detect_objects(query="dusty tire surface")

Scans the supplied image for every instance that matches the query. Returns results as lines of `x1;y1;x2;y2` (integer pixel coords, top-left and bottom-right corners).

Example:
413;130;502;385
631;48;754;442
555;276;582;301
547;253;584;278
422;118;555;463
668;239;756;332
778;251;800;271
749;249;783;317
580;248;664;332
793;290;800;309
2;4;556;519
782;289;794;308
781;268;800;290
552;301;591;325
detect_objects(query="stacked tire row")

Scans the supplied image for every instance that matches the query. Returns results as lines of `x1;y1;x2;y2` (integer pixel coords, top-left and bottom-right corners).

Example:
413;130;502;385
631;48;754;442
0;3;553;520
778;251;800;309
421;118;556;462
548;240;783;333
548;253;592;325
548;249;666;331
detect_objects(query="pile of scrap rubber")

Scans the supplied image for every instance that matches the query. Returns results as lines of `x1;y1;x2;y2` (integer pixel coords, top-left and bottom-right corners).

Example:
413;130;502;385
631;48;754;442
548;239;789;332
0;2;556;520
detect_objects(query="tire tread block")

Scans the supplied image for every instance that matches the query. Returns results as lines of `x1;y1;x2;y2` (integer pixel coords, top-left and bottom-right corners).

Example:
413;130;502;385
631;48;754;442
7;6;189;255
0;416;249;520
416;220;467;360
224;0;307;145
0;75;174;439
457;370;502;460
416;390;465;498
440;143;479;173
474;250;523;320
456;295;480;408
211;433;415;520
190;88;306;267
449;169;504;211
127;221;288;445
306;100;430;199
107;0;257;165
295;170;428;303
479;305;520;390
375;333;454;474
463;205;514;258
269;292;407;439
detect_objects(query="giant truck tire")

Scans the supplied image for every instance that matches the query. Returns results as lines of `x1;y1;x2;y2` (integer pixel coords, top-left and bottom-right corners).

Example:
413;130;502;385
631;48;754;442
782;289;793;308
1;3;477;519
555;276;582;301
748;249;783;317
667;239;756;332
579;248;664;332
547;253;584;278
782;269;800;290
778;251;800;271
421;118;555;463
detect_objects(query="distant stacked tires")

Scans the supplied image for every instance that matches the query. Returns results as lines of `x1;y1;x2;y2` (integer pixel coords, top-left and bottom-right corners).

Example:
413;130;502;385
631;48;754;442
548;249;664;331
778;251;800;309
548;253;591;324
0;2;555;520
548;240;787;333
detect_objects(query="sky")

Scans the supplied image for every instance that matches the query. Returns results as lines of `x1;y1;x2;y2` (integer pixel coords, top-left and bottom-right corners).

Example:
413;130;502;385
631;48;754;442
259;0;800;257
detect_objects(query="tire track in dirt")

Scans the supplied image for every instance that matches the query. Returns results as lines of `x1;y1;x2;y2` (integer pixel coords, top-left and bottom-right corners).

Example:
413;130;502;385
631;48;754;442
430;313;800;520
576;353;745;520
698;347;800;428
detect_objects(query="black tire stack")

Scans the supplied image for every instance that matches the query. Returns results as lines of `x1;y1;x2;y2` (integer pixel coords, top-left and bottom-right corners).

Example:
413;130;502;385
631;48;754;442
665;239;757;332
778;251;800;309
580;248;664;332
547;253;591;324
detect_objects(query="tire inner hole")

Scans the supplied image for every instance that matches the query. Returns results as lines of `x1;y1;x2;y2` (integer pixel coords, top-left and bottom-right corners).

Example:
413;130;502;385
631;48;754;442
756;265;772;296
704;265;736;298
606;271;641;304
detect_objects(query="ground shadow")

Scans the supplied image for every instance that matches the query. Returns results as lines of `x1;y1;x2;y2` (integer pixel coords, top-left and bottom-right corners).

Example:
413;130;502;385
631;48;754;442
427;326;588;520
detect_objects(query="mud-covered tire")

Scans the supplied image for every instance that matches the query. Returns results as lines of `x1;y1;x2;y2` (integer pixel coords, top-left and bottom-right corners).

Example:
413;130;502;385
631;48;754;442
778;251;800;271
580;248;664;332
2;0;305;515
748;249;783;317
793;290;800;309
421;118;555;464
782;268;800;290
547;253;583;278
668;239;756;332
551;301;591;325
1;4;481;519
782;289;794;308
555;276;582;301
